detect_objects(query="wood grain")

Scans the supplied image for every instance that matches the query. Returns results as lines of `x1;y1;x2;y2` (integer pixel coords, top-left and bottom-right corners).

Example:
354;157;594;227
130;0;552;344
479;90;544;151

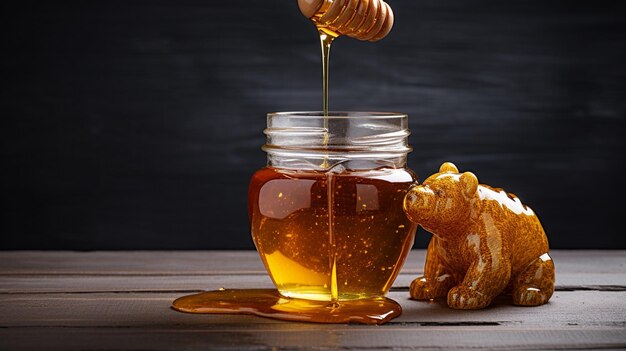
2;272;625;294
1;291;625;328
2;328;624;351
1;251;624;293
2;250;624;274
0;251;624;350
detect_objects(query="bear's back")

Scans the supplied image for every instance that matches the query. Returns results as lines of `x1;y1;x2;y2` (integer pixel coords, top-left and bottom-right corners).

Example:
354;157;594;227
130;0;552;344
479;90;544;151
477;184;534;217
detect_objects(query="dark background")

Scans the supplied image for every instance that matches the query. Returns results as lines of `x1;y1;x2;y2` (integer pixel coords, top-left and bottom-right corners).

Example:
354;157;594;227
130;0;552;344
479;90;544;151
2;0;625;250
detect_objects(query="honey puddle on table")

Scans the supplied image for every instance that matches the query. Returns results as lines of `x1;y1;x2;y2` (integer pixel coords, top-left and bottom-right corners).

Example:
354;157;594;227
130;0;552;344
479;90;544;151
172;289;401;325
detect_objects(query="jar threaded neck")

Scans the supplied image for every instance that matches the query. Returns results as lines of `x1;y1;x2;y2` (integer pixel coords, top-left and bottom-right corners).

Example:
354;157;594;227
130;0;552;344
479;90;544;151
263;112;411;170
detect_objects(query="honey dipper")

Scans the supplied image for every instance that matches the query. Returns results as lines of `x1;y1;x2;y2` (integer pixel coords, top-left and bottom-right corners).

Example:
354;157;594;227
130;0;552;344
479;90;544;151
298;0;394;42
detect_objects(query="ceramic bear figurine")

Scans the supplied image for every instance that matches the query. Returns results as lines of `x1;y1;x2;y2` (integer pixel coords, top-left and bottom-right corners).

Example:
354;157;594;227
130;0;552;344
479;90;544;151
403;162;554;309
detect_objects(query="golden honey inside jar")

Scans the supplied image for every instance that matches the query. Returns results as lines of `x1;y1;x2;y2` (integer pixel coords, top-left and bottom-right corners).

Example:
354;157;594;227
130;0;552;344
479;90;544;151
249;112;418;301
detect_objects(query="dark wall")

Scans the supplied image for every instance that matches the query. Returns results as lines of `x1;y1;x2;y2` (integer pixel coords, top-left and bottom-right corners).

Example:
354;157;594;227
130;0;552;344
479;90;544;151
2;0;625;249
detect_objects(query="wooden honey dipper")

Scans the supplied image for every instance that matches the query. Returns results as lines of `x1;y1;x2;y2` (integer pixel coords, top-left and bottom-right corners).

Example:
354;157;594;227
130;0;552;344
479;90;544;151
298;0;394;42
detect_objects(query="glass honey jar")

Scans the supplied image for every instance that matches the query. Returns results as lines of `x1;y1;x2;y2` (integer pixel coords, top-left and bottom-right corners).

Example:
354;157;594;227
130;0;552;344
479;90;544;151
249;112;417;302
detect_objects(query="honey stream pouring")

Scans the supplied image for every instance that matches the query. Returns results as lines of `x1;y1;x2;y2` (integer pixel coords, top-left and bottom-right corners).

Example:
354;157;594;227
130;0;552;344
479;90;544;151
298;0;395;132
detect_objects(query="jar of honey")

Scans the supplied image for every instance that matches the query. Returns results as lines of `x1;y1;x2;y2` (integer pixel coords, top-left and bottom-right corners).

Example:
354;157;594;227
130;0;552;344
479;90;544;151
249;112;417;302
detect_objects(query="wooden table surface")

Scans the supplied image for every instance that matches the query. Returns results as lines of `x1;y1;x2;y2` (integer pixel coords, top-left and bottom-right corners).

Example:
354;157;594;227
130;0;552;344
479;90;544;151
1;250;625;350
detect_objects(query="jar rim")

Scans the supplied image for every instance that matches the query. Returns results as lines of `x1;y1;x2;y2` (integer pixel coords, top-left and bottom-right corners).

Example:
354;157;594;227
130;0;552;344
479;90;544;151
267;111;408;120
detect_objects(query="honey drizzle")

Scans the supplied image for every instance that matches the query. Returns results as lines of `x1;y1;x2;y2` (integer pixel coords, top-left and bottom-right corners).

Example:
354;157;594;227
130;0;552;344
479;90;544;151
318;27;337;170
316;16;341;295
318;27;336;119
327;171;339;305
317;19;342;296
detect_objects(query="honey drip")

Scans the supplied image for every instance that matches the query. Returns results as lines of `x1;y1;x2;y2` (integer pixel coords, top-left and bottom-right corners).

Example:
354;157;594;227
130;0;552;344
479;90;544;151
319;28;336;119
327;170;339;304
318;27;336;169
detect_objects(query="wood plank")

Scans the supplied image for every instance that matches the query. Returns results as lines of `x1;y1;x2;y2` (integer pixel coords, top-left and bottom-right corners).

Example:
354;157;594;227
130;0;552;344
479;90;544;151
0;251;624;350
0;291;624;350
0;274;272;293
0;291;624;329
0;250;267;275
1;328;625;351
1;271;624;294
1;250;624;275
1;251;624;294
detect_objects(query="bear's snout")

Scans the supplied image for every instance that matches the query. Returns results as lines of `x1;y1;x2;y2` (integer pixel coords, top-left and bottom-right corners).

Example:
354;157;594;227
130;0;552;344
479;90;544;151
403;186;434;223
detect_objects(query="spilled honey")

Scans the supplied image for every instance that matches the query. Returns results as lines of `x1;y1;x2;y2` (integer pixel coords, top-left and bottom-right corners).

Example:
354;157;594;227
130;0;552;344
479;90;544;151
172;289;401;325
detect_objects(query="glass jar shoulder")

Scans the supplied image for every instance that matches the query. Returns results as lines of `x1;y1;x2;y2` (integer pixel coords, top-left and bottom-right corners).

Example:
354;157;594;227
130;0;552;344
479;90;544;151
250;167;326;185
339;167;417;185
251;166;417;184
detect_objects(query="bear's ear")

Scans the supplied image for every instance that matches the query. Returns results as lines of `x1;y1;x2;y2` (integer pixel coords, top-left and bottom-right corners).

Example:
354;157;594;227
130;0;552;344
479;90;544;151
460;172;478;198
439;162;459;173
